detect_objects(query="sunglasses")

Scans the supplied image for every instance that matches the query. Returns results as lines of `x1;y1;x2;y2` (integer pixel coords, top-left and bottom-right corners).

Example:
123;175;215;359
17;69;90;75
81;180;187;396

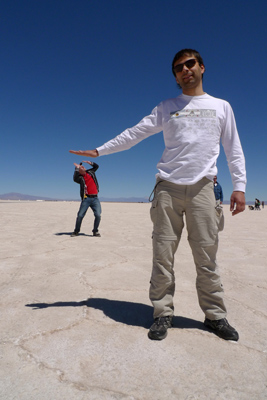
173;59;197;74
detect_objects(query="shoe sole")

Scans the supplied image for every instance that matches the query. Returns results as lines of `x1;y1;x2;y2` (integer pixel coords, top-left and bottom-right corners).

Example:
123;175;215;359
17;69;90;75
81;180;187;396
148;330;168;341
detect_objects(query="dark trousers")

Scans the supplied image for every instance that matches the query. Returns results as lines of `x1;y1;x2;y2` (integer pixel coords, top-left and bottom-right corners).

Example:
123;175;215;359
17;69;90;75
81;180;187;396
74;197;101;234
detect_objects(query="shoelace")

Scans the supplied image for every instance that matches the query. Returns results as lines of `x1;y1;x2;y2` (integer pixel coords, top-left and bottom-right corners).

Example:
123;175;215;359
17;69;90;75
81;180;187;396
215;319;231;330
155;317;171;327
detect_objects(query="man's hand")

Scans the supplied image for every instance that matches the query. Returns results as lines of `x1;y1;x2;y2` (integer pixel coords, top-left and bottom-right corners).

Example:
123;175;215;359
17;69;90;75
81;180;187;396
230;191;246;216
82;160;92;165
69;149;99;157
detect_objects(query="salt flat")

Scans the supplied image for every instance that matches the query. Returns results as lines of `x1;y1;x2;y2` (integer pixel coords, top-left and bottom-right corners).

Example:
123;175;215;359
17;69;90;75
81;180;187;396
0;200;266;400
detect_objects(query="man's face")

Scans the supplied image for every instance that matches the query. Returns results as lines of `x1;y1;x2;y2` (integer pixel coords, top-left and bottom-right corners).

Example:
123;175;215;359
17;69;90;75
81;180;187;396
79;165;86;176
213;176;217;183
173;54;205;92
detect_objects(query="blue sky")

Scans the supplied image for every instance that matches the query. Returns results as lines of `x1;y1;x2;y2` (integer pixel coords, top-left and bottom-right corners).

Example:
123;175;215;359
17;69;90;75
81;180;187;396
1;0;267;201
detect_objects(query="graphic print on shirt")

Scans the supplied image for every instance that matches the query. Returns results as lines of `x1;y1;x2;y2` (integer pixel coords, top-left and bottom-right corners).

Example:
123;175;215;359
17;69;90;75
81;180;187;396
170;109;216;118
168;108;218;139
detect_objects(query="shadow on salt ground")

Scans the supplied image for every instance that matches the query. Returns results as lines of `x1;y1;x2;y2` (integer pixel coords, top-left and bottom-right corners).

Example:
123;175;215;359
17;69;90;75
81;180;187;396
25;298;205;332
54;232;92;237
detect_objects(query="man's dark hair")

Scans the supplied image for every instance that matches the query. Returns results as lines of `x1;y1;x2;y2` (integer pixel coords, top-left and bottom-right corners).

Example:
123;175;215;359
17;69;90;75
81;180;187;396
171;48;205;77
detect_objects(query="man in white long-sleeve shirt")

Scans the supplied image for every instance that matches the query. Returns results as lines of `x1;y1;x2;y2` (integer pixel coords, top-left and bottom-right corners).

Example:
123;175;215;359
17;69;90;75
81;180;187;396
70;48;246;342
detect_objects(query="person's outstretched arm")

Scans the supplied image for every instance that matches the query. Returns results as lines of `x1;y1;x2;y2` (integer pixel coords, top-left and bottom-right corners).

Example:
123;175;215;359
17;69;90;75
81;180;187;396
82;160;99;172
69;149;99;157
69;104;163;159
73;163;83;183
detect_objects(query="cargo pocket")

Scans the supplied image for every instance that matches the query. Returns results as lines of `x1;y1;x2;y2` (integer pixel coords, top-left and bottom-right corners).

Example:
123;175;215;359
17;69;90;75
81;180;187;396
215;204;224;232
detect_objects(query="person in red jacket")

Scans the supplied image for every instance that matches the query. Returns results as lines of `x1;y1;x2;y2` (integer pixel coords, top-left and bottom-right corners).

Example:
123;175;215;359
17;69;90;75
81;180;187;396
71;161;101;237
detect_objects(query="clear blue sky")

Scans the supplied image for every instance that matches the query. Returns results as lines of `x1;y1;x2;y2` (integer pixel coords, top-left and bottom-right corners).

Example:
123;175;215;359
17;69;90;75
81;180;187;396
1;0;267;201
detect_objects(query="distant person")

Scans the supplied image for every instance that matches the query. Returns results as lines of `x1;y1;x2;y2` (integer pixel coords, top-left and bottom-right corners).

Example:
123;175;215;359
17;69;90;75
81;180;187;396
71;161;101;237
213;175;223;204
69;48;246;342
262;201;264;209
255;198;261;210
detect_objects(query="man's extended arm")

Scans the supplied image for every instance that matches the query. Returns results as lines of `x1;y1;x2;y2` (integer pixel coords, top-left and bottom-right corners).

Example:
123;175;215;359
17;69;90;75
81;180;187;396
69;104;163;158
70;150;99;157
73;163;83;184
73;162;82;168
84;160;99;172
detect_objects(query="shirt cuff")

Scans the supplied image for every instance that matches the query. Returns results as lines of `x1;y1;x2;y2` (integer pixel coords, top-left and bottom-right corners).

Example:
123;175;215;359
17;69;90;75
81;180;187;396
233;183;246;192
96;145;109;156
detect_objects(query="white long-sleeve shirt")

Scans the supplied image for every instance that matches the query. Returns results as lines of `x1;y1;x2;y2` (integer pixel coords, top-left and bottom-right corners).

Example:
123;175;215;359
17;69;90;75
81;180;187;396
97;93;246;192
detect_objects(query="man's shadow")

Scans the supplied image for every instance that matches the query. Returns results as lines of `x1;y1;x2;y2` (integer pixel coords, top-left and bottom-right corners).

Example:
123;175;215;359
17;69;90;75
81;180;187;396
54;232;92;237
25;298;205;331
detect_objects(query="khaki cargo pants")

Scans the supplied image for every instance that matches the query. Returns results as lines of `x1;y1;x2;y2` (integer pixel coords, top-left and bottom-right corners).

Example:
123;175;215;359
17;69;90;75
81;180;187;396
149;177;226;320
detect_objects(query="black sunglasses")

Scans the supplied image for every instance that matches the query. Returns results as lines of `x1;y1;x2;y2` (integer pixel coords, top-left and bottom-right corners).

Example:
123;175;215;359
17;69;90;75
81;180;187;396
173;59;197;74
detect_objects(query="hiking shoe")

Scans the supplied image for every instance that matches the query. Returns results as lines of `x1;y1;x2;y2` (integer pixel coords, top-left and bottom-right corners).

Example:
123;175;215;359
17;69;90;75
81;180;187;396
93;232;101;237
148;316;173;340
71;232;79;237
204;318;239;341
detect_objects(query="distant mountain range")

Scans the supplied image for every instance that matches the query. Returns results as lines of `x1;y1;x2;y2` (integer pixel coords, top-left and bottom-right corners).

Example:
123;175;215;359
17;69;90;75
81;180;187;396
0;192;57;201
0;192;149;203
0;192;262;205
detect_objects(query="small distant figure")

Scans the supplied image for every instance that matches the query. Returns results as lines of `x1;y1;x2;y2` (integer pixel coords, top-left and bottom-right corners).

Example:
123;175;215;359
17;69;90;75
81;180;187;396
248;205;254;210
255;198;261;210
213;176;223;205
71;161;101;237
262;201;264;209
